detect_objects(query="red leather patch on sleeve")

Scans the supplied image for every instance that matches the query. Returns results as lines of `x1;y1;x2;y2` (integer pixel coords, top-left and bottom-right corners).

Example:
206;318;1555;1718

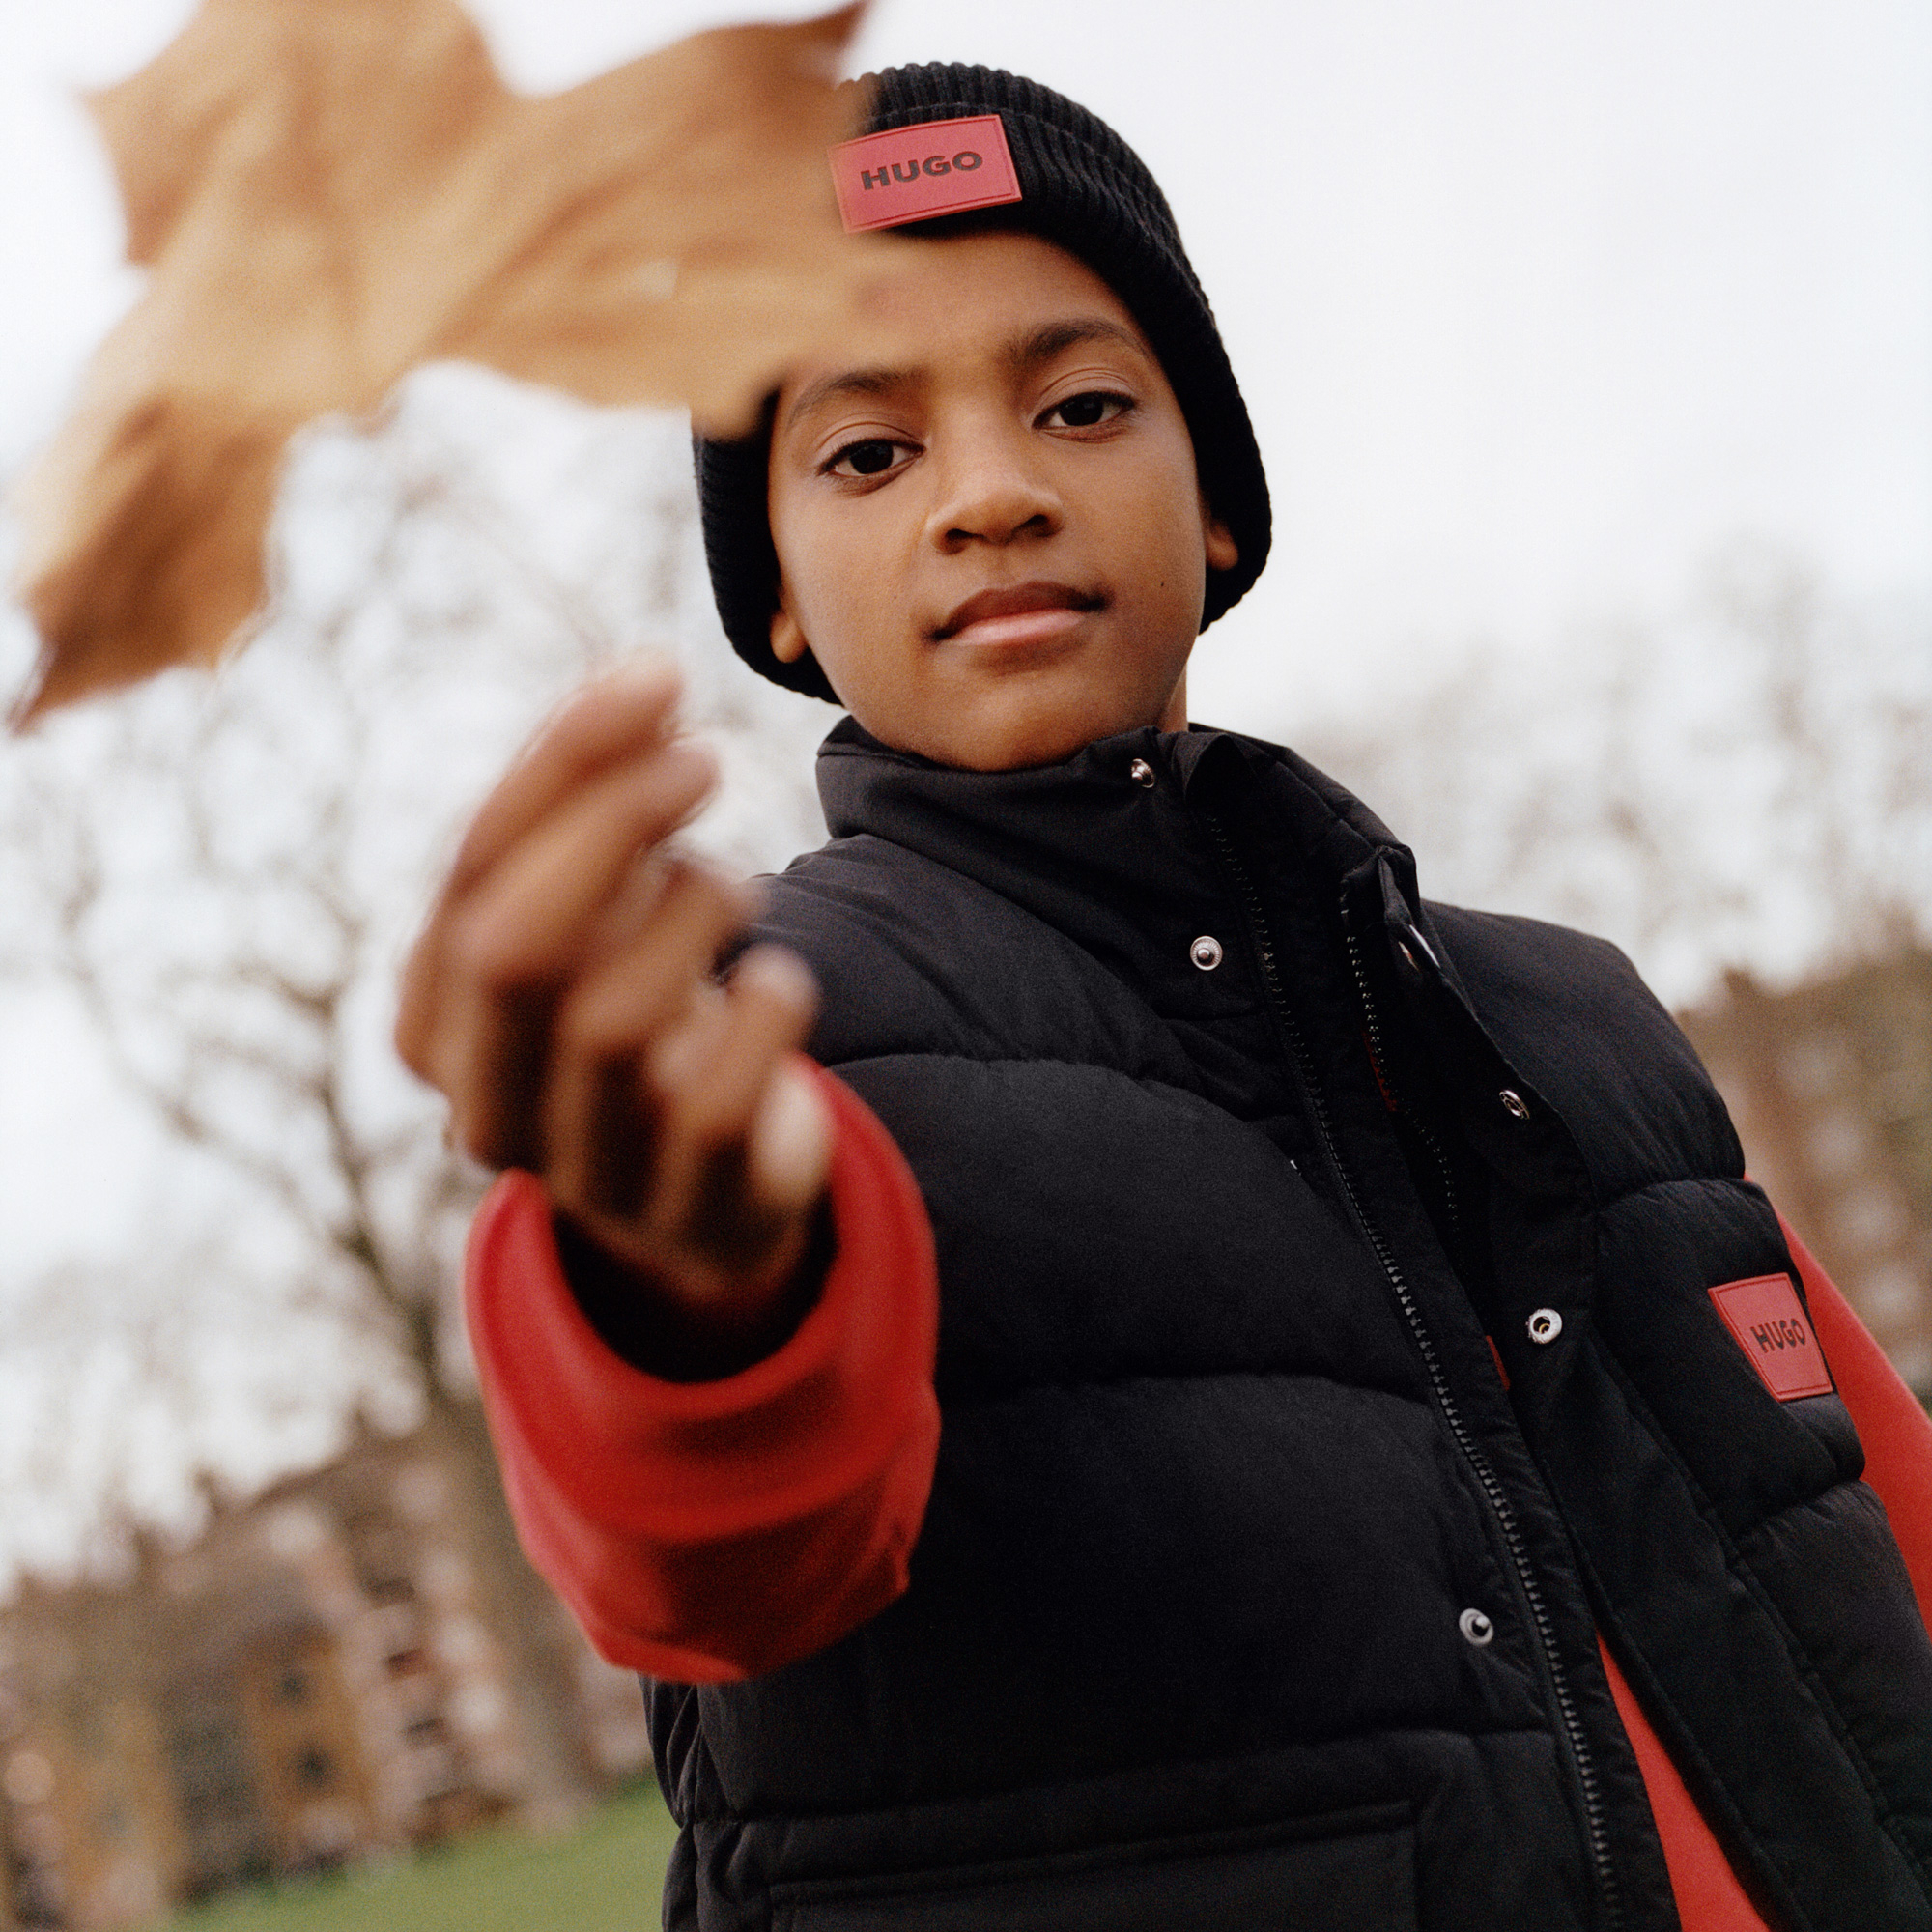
829;114;1023;232
1709;1274;1835;1401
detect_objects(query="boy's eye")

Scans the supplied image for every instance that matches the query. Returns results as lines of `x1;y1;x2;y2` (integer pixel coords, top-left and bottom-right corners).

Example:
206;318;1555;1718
826;438;907;479
1043;391;1130;430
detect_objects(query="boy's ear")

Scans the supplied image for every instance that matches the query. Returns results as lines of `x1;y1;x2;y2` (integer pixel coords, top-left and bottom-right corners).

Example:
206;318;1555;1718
1202;497;1239;575
770;600;810;666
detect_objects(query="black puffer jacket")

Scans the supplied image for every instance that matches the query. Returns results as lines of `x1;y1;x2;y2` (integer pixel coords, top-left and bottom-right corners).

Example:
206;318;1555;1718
647;720;1932;1932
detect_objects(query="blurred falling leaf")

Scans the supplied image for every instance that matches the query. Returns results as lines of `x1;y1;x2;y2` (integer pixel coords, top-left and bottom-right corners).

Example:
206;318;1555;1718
13;0;888;724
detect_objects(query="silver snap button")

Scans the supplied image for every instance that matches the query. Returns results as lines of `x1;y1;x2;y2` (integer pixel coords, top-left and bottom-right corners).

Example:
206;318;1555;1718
1128;757;1157;788
1459;1607;1494;1647
1190;935;1224;972
1499;1089;1531;1121
1527;1308;1563;1345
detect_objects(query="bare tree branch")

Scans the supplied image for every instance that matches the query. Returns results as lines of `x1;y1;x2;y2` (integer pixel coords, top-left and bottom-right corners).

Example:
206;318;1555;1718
1298;548;1932;1004
2;383;830;1586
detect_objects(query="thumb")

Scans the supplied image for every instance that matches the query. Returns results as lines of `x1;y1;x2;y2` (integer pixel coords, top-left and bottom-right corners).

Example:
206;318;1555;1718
747;1058;832;1215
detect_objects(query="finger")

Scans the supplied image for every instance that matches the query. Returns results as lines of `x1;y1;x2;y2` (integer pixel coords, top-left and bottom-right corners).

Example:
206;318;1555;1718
437;980;554;1173
449;662;683;893
400;736;717;1107
646;947;824;1269
459;737;718;987
396;664;687;1076
539;864;756;1208
747;1057;833;1217
661;946;821;1178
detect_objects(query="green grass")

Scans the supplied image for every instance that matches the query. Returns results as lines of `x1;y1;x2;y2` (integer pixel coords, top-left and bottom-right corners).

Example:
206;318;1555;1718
165;1784;678;1932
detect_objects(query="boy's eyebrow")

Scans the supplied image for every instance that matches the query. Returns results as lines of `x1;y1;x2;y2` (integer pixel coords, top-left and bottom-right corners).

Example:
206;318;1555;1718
1006;317;1150;371
782;366;910;434
781;318;1153;436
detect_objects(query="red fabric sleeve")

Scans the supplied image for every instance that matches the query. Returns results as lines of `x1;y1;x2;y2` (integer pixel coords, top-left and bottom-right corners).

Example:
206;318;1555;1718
464;1062;941;1683
1780;1215;1932;1628
1596;1219;1932;1930
1599;1640;1774;1931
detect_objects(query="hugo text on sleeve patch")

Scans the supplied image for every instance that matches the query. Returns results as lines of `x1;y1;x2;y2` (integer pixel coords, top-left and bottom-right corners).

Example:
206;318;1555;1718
1708;1273;1835;1401
829;114;1023;233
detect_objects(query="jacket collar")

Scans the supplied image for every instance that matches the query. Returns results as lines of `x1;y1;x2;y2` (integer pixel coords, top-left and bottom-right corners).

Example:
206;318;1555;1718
811;713;1492;1081
813;714;1406;915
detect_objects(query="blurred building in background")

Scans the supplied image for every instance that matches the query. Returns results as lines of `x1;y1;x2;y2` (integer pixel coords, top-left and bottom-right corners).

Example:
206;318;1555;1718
0;1412;651;1930
1680;948;1932;1390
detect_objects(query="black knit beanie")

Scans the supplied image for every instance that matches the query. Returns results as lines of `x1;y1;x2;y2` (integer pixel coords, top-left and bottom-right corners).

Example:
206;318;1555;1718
694;63;1272;703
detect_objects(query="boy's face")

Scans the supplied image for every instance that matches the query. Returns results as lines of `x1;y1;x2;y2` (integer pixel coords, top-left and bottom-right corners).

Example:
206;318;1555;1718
766;232;1237;772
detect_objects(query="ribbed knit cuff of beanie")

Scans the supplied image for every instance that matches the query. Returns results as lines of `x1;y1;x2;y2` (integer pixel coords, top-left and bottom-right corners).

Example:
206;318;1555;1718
693;63;1272;704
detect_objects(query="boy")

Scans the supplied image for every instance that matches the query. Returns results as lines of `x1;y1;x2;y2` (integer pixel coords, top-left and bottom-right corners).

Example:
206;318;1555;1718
397;64;1932;1932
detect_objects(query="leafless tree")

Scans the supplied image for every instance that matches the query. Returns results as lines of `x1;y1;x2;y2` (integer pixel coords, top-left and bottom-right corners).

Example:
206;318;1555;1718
0;374;832;1797
1299;543;1932;1004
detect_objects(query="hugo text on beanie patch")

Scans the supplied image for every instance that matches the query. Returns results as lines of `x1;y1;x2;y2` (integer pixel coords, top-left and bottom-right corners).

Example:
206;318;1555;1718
829;114;1022;232
1708;1273;1835;1401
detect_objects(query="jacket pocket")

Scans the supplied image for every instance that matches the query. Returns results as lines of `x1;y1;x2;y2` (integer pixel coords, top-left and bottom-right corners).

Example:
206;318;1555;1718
768;1802;1417;1931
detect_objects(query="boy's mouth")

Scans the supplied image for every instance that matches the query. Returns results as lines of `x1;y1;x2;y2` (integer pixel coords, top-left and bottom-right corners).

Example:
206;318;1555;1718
931;582;1104;650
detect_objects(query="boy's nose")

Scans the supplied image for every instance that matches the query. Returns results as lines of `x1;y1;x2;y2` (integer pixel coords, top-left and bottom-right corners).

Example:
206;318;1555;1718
923;429;1064;552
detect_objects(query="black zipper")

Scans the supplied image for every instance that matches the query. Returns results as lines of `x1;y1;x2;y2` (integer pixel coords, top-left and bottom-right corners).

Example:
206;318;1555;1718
1201;811;1622;1928
1350;940;1463;1242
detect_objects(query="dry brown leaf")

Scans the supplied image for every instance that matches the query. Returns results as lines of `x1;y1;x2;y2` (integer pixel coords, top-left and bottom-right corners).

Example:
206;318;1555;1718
13;0;893;724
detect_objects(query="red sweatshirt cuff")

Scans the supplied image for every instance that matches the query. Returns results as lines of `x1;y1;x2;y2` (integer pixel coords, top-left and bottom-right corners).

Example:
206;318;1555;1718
1596;1216;1932;1932
1780;1213;1932;1629
465;1062;941;1681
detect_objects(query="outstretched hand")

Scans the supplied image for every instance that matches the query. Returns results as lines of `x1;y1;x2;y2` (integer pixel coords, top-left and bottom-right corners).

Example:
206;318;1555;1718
397;664;830;1333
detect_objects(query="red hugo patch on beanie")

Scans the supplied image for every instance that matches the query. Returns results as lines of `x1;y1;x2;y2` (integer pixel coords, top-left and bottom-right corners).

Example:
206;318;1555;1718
830;114;1022;233
1709;1273;1836;1401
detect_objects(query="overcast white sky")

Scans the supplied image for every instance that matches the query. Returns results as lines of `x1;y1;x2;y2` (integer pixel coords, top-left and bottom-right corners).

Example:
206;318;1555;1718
1;0;1927;717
